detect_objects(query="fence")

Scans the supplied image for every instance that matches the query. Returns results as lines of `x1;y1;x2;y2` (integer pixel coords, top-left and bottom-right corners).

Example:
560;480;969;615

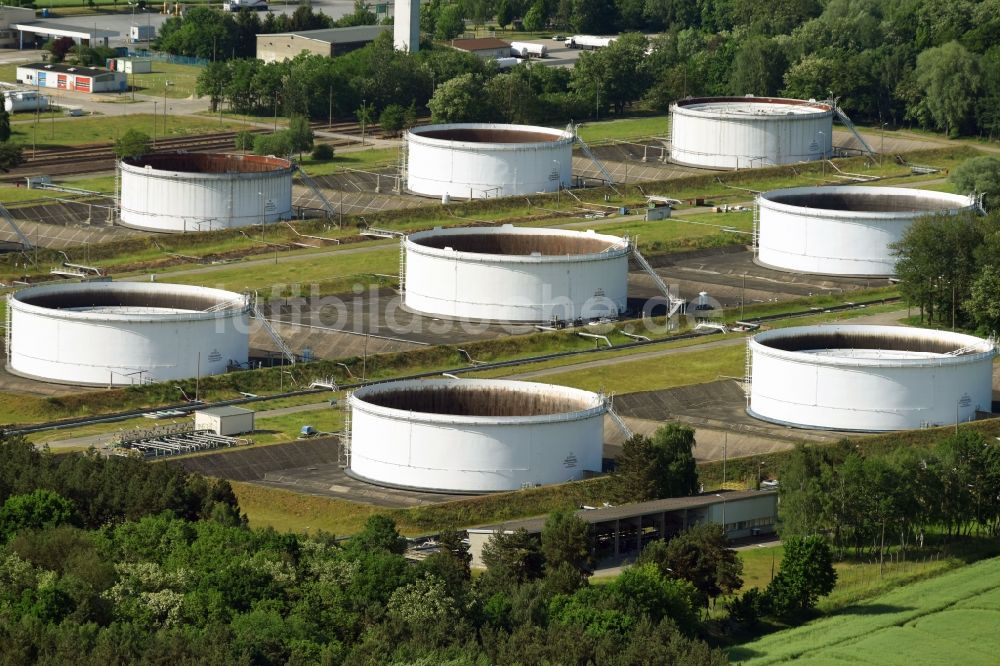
124;50;210;67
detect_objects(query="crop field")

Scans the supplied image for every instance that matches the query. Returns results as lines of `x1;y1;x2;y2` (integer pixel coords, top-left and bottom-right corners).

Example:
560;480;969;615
730;555;1000;665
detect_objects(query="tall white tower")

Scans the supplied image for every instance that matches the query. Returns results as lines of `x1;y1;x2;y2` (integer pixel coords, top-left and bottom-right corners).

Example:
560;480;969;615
394;0;420;53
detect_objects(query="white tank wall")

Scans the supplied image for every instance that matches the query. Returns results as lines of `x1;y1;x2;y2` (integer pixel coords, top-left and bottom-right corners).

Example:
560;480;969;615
349;379;606;492
748;325;996;431
670;97;833;169
404;225;629;323
406;123;573;199
8;283;250;386
757;186;977;276
120;159;294;233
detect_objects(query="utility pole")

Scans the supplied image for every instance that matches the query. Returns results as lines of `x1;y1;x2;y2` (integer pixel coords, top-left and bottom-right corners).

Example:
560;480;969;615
741;272;746;320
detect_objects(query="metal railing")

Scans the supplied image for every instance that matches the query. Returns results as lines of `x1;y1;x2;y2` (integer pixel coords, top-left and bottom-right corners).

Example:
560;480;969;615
631;244;686;317
252;294;295;365
574;134;621;195
833;105;876;157
295;166;339;225
604;394;634;439
0;201;33;250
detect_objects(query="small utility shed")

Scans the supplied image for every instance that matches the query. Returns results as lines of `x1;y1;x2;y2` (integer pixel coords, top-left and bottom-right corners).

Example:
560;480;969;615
195;406;255;436
449;37;512;59
467;489;778;567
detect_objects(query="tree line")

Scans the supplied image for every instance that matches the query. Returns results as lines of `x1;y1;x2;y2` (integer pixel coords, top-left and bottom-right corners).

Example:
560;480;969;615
154;4;379;60
778;429;1000;560
892;176;1000;335
190;0;1000;140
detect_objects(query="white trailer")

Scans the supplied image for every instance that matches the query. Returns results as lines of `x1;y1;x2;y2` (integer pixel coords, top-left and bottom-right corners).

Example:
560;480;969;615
225;0;268;11
564;35;617;50
130;25;156;42
510;41;548;58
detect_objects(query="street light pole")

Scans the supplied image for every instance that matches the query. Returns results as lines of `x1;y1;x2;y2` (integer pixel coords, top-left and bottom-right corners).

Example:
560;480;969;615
361;98;366;146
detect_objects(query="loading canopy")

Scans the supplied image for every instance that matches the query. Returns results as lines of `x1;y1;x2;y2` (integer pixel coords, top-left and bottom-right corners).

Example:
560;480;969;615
13;22;119;47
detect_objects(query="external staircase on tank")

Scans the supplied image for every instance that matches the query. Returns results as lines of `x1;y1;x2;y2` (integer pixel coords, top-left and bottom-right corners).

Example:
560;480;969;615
251;292;296;365
630;241;686;318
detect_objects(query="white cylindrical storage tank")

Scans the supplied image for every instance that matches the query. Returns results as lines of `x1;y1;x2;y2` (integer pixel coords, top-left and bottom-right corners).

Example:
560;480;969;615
756;186;978;277
348;378;606;492
404;225;629;323
748;325;996;431
7;282;251;386
119;153;294;233
405;123;573;199
670;96;833;169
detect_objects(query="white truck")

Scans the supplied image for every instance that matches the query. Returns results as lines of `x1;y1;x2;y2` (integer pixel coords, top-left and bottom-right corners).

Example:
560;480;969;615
225;0;268;11
564;35;617;50
510;41;548;58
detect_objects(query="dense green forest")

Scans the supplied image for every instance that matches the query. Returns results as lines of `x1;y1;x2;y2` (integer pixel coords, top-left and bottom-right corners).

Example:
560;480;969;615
0;436;736;664
189;0;1000;139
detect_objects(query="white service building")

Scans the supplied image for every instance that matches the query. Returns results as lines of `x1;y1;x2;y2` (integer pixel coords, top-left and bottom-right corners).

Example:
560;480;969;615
748;325;996;431
405;123;573;199
16;62;126;93
404;225;629;323
348;378;607;493
195;406;256;436
670;96;833;169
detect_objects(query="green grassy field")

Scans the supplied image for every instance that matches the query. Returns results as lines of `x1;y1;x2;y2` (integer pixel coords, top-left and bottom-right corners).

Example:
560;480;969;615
7;114;246;149
520;342;746;394
0;62;203;100
164;246;399;295
127;62;206;100
730;555;1000;665
576;117;671;143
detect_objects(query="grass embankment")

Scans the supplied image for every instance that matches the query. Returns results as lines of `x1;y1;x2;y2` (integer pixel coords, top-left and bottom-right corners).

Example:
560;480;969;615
0;144;973;282
3;285;901;429
730;552;1000;665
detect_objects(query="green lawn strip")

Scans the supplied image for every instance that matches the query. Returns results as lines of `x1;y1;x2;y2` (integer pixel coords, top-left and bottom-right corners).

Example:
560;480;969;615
231;481;382;536
6;114;246;149
575;116;671;143
298;148;400;175
162;246;399;294
252;407;343;444
730;555;1000;665
521;343;746;394
127;62;205;99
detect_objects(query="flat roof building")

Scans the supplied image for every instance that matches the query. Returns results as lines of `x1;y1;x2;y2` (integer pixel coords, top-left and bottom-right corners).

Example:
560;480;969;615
449;37;511;59
16;62;126;93
256;25;390;63
467;490;778;567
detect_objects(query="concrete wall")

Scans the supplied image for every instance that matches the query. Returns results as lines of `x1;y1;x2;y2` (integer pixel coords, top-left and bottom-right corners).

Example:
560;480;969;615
256;34;332;63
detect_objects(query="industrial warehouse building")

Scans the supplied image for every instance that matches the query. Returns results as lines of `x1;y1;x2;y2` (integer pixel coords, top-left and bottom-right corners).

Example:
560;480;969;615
256;25;390;63
468;490;778;566
15;62;126;93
